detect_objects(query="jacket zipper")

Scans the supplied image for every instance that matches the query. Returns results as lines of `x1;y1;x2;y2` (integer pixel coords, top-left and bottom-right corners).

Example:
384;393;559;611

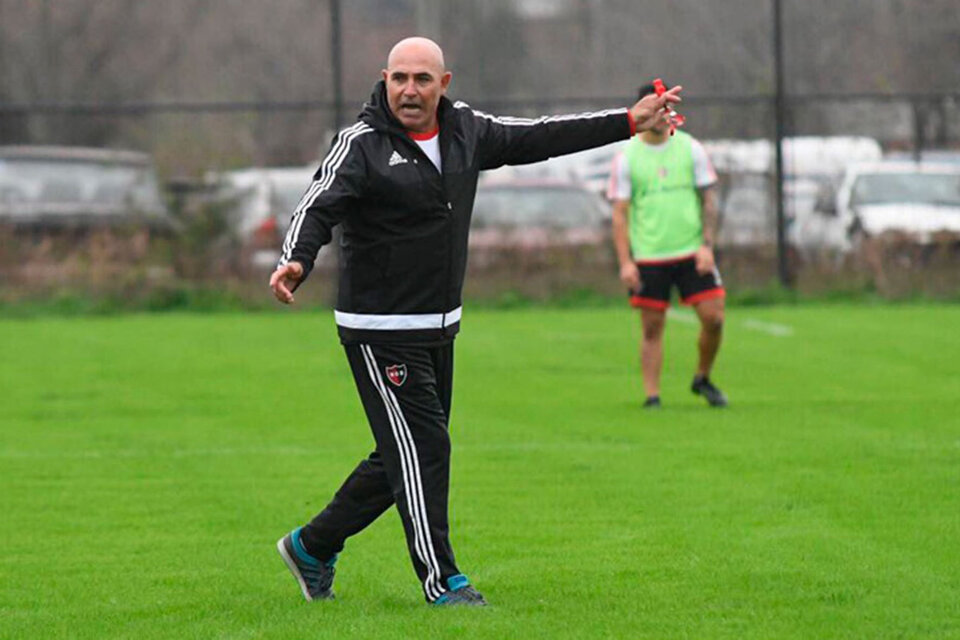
438;132;455;327
398;132;455;327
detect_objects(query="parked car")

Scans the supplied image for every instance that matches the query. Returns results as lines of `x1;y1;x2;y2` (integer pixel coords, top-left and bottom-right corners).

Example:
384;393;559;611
795;162;960;252
466;179;615;280
708;137;882;250
210;165;326;268
470;180;610;251
884;150;960;167
716;172;824;248
466;179;617;298
0;145;170;228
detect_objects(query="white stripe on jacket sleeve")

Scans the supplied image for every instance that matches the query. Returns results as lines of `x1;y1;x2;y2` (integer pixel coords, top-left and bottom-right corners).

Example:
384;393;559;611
278;122;372;267
453;101;627;127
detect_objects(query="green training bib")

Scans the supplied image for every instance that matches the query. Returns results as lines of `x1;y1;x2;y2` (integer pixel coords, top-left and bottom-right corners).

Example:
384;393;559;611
624;131;703;261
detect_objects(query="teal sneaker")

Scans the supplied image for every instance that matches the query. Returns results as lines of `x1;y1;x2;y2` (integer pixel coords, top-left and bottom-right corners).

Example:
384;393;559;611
276;527;337;601
433;574;488;607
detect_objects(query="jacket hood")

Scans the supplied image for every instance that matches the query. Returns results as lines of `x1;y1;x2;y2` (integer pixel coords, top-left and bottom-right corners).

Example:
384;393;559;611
358;80;454;135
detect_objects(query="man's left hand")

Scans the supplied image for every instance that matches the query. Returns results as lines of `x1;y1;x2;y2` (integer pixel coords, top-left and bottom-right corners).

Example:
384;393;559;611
695;245;715;275
630;85;682;132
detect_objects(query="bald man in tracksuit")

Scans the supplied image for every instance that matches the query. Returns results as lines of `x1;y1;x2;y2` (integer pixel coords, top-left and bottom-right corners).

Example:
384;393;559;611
269;37;682;606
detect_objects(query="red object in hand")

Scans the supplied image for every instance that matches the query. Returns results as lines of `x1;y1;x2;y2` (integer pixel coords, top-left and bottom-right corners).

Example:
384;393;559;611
653;77;685;136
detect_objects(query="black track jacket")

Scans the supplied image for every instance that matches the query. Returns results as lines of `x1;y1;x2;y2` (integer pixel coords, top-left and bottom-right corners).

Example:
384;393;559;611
279;81;633;344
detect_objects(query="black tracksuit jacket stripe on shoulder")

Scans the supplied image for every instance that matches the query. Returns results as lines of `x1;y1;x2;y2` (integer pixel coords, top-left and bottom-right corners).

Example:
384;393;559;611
279;80;632;344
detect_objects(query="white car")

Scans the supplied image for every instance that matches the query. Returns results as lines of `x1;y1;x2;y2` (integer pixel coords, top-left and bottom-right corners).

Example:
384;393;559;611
794;162;960;253
468;180;613;272
470;180;610;250
0;145;170;227
211;166;323;268
213;166;315;237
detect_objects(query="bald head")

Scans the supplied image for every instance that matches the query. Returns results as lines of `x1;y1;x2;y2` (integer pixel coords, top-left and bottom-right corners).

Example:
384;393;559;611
382;37;452;133
387;37;446;74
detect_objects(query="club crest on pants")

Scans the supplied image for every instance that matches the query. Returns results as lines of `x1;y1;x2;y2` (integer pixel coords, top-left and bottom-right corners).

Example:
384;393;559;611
385;364;407;387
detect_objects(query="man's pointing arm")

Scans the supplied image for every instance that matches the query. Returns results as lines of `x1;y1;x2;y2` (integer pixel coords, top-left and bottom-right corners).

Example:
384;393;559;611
467;85;681;170
270;124;372;304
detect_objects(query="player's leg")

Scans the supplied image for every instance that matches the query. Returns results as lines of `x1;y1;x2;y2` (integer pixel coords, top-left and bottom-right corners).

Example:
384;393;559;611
355;342;477;604
631;263;671;406
298;451;394;561
678;261;728;406
277;453;391;601
693;296;725;378
425;341;487;606
640;307;667;404
298;343;412;555
277;344;398;601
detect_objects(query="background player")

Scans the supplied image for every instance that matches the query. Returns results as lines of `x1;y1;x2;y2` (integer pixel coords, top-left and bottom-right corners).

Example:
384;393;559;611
608;81;728;408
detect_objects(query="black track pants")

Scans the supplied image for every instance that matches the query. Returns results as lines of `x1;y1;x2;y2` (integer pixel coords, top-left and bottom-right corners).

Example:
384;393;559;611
300;341;460;602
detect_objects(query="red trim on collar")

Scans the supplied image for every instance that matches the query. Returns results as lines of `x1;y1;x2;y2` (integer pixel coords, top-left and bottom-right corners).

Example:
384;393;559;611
407;127;439;141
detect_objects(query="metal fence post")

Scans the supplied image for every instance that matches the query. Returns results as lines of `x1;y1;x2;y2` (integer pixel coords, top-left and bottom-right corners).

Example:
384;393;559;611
772;0;792;287
330;0;344;130
912;100;925;163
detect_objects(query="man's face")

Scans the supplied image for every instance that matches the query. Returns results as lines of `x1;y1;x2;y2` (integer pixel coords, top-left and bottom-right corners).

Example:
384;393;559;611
382;53;451;133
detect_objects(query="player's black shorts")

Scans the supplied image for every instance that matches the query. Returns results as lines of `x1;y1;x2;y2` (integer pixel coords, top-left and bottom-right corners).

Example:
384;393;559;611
629;256;725;310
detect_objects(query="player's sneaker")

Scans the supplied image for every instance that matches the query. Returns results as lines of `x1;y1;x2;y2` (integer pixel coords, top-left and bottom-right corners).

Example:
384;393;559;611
433;574;488;607
643;395;662;409
691;375;728;407
277;527;337;601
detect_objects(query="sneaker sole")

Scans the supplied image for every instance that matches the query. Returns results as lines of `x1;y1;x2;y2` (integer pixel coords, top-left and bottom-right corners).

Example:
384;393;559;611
433;596;489;607
276;536;317;602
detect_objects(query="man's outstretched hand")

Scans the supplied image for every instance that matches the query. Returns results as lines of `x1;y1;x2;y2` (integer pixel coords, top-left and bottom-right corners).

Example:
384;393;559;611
269;262;304;304
630;85;683;132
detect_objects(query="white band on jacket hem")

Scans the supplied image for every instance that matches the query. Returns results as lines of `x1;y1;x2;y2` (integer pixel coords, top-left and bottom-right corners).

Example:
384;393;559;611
335;306;462;330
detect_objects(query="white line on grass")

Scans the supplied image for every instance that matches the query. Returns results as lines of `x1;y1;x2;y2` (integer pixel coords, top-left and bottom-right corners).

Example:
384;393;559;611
669;309;699;325
742;318;794;337
670;309;794;337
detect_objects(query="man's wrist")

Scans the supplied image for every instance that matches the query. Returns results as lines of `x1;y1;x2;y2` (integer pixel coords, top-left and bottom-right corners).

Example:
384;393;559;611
288;259;308;280
626;109;637;136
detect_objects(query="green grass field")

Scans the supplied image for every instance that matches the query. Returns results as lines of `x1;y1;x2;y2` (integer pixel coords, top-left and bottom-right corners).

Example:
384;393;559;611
2;304;959;639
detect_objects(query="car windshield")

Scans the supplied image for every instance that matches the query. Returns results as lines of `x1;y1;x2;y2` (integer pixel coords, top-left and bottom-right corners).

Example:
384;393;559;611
851;172;960;207
0;158;163;211
472;186;607;228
